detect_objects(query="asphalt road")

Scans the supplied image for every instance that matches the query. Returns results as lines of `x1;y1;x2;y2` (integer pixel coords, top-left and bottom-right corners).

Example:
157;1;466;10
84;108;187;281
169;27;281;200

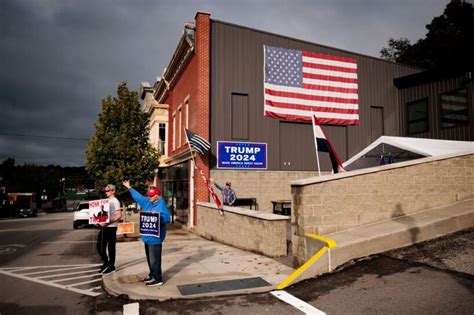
139;228;474;314
0;213;472;314
0;213;125;314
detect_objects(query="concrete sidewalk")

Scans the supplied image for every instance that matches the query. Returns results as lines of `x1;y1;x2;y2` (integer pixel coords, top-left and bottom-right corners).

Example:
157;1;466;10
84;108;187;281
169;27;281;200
103;198;474;300
102;227;295;300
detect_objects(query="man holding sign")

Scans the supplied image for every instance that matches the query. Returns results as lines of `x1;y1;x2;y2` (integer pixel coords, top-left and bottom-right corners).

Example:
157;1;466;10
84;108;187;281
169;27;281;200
122;180;171;287
97;184;122;275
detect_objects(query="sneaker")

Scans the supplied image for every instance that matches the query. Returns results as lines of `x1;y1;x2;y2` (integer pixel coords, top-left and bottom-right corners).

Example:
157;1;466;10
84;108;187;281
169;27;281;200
143;277;153;283
99;264;108;273
102;266;116;275
145;279;164;287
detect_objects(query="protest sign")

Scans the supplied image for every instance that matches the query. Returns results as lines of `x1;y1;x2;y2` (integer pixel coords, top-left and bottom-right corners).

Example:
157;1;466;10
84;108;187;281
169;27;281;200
140;212;160;238
117;222;135;234
89;199;110;224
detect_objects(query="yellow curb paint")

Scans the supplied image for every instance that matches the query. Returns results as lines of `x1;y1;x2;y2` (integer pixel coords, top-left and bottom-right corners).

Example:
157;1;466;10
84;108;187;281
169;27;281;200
276;233;336;290
306;233;337;248
277;246;328;290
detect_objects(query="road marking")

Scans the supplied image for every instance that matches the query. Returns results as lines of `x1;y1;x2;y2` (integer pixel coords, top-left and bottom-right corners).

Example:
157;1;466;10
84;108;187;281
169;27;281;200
38;269;98;280
271;290;326;315
20;265;95;276
42;241;96;244
0;263;103;297
47;273;101;282
123;302;139;315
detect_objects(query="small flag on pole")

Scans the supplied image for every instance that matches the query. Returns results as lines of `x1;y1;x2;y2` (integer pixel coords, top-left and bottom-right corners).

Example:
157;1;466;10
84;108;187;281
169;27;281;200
185;129;211;155
312;115;345;174
196;165;223;209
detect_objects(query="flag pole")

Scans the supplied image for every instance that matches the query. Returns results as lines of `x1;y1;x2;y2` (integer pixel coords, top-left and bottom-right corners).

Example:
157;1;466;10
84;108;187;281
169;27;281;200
311;115;322;176
184;127;197;169
184;128;197;228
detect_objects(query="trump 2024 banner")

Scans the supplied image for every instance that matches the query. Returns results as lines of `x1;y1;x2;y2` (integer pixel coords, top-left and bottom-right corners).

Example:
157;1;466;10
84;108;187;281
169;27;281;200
217;141;267;169
140;212;160;238
89;199;110;224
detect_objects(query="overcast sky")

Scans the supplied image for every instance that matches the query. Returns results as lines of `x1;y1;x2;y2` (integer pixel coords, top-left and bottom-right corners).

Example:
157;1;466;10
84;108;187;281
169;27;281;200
1;0;450;166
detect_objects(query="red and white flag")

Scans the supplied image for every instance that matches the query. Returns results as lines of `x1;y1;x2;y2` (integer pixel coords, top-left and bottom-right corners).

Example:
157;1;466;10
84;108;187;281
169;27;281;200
312;115;345;173
264;45;359;125
196;165;222;209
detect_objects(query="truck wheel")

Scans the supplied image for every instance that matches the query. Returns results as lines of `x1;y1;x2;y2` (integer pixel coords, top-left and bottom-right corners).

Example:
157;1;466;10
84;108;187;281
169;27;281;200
73;222;79;229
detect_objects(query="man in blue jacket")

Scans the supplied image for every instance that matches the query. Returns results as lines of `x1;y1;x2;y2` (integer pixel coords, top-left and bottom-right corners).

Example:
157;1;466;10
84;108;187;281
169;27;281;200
122;180;171;287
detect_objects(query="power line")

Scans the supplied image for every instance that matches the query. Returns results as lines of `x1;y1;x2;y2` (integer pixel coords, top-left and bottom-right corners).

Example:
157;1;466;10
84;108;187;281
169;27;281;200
0;132;89;141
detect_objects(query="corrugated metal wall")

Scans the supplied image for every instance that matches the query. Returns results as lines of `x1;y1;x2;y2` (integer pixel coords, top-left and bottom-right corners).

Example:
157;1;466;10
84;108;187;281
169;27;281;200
210;20;420;171
398;76;473;140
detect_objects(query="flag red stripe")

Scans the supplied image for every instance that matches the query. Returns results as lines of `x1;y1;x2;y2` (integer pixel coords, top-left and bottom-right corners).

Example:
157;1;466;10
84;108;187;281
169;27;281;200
197;166;222;209
302;51;357;64
302;84;358;94
265;100;359;114
303;62;357;73
313;115;344;167
303;73;358;84
264;110;360;125
265;89;358;104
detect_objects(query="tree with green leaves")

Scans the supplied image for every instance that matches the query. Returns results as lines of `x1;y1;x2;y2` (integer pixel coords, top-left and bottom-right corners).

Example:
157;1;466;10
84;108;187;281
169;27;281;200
381;0;473;72
86;82;159;196
380;38;411;63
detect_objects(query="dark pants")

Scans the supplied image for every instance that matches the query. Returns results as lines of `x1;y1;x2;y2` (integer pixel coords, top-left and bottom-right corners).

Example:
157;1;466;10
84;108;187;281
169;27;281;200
97;227;117;268
144;243;163;282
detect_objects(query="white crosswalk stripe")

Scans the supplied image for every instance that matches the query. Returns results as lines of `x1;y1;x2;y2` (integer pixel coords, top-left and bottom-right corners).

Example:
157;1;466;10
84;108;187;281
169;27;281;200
123;302;140;315
0;263;104;297
271;290;326;314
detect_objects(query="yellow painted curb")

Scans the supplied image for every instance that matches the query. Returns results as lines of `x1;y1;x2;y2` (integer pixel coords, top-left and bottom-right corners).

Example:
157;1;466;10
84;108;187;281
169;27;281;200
306;233;337;248
276;233;336;290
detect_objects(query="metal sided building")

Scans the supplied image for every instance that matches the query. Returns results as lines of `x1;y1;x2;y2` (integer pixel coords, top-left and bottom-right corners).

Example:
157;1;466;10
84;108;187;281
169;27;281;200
141;12;473;227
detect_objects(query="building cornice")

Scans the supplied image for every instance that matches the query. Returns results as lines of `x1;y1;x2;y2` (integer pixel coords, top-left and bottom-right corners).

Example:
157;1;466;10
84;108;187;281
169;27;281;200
160;148;194;168
153;29;195;104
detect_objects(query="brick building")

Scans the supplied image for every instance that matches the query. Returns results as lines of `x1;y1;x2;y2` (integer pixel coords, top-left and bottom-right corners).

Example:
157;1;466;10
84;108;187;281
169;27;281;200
141;12;473;228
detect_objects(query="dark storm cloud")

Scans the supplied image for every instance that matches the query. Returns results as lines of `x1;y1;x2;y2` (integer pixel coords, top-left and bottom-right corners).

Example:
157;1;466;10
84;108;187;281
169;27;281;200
0;0;448;166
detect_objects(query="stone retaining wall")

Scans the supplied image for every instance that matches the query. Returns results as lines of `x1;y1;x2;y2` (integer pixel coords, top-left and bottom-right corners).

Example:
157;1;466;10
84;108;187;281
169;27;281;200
195;202;290;257
291;152;474;266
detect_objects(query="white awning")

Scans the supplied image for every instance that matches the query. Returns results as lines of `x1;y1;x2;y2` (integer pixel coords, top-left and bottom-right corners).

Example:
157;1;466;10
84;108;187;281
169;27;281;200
343;136;474;171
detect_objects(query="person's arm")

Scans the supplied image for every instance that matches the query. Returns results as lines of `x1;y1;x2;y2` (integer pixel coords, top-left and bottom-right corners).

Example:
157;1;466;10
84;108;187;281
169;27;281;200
123;180;151;209
112;200;122;223
213;181;224;192
229;189;237;206
157;198;171;224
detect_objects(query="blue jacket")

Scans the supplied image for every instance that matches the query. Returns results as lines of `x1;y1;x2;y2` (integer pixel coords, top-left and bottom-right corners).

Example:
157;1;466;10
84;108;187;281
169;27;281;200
129;188;171;244
214;182;237;206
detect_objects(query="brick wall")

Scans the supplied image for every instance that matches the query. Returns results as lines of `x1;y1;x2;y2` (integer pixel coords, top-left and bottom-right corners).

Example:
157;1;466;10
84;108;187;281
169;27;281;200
291;152;474;265
195;202;289;257
163;12;211;226
193;12;211;225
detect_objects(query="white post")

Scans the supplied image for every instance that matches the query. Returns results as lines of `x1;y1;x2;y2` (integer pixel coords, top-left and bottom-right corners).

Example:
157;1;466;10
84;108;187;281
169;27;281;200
189;161;194;229
311;115;322;176
328;248;332;272
184;127;197;228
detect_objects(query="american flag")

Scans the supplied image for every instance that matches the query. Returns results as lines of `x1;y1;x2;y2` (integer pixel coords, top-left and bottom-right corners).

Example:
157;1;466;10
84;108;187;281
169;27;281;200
264;45;359;125
185;129;211;155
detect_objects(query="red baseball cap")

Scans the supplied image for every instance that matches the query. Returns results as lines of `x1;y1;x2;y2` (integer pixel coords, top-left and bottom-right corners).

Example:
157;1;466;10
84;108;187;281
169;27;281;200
146;187;160;197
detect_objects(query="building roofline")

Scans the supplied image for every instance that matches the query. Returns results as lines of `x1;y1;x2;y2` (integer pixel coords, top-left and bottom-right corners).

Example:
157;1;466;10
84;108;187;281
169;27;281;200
394;70;470;88
210;18;421;70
